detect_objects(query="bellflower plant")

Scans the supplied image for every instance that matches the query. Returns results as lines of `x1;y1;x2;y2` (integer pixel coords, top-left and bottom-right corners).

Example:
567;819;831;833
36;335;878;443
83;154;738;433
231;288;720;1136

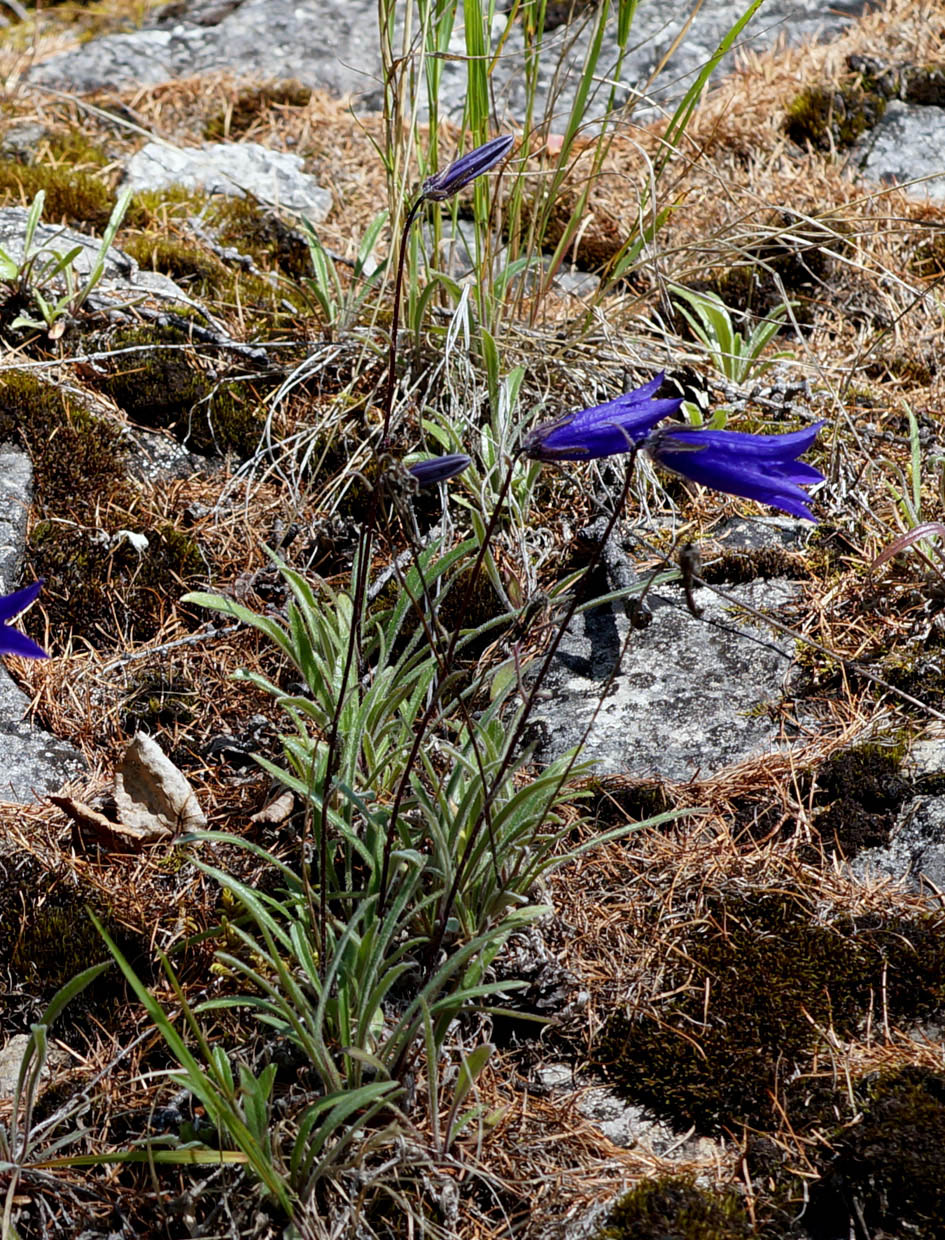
645;422;825;520
406;454;471;488
0;580;47;659
421;134;514;202
522;371;684;461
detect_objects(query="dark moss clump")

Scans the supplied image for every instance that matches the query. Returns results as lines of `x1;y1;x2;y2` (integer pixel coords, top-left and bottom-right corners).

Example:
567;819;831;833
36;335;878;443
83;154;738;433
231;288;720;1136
10;903;111;995
592;889;945;1134
784;79;886;152
701;211;848;323
596;1176;751;1240
910;233;945;280
699;546;812;586
900;64;945;106
121;668;197;735
883;653;945;712
211;197;313;282
0;856;126;1020
805;1067;945;1239
203;80;312;141
95;324;265;458
31;521;205;646
0;369;127;519
582;776;673;827
813;741;911;857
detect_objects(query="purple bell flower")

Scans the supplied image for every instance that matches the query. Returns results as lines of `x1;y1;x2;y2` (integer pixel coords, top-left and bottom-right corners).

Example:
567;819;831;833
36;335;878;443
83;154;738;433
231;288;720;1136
421;134;515;202
0;580;48;659
645;422;825;520
522;371;683;461
406;454;471;488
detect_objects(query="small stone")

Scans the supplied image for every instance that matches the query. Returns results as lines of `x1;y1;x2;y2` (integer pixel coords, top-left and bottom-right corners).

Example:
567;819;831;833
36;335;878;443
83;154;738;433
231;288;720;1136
854;100;945;204
122;140;331;219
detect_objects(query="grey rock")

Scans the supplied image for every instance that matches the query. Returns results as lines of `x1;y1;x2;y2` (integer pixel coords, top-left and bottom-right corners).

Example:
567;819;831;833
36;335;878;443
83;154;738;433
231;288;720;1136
577;1083;720;1161
905;729;945;778
531;579;803;782
0;446;31;590
850;729;945;893
851;795;945;894
0;206;196;315
0;206;134;285
0;1034;31;1102
0;122;48;160
123;426;212;483
0;450;87;803
712;514;814;552
122;141;332;219
853;99;945;203
0;670;87;804
30;0;880;129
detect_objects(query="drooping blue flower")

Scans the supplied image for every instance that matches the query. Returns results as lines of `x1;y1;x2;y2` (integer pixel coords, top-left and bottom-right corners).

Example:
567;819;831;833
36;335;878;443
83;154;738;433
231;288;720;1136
0;580;48;659
522;372;683;461
644;422;825;520
422;134;515;202
406;454;471;488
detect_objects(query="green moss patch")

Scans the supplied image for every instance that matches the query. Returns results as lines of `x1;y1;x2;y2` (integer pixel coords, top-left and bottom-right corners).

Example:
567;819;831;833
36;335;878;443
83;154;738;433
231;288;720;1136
595;1177;751;1240
0;157;114;230
95;324;265;458
32;520;205;646
784;79;887;152
0;370;127;519
592;888;945;1134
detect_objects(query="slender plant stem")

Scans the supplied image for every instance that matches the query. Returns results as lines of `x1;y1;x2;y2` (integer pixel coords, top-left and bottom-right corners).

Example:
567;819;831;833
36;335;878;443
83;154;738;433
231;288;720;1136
317;192;425;947
377;456;520;915
429;449;639;963
383;196;423;447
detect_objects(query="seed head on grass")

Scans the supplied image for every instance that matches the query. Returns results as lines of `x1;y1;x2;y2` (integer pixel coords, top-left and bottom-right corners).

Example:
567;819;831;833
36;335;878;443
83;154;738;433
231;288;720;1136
522;371;683;461
421;134;515;202
645;422;825;520
0;580;48;659
405;454;471;488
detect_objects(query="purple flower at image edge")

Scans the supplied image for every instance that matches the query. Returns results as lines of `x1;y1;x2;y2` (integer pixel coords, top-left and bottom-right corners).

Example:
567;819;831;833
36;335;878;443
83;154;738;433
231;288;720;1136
522;372;684;462
0;580;48;659
422;134;515;202
406;454;472;488
645;422;825;521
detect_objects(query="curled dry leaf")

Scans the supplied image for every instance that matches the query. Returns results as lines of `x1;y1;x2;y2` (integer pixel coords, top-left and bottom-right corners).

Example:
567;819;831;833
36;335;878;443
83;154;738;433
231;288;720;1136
50;793;172;852
114;732;207;836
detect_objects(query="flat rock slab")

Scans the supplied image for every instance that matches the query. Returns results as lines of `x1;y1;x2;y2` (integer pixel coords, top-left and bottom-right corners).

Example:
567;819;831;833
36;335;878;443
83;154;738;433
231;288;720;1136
30;0;881;127
0;207;194;315
0;450;87;804
122;141;332;219
853;100;945;203
531;579;803;783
